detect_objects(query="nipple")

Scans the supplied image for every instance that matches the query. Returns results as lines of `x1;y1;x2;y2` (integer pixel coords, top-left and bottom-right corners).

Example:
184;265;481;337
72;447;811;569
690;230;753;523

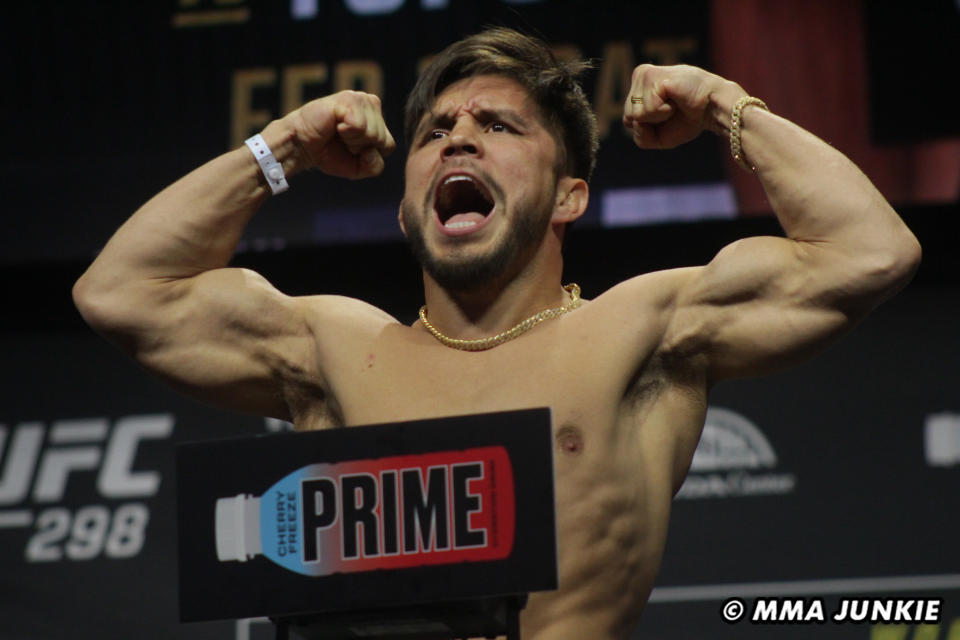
556;425;584;455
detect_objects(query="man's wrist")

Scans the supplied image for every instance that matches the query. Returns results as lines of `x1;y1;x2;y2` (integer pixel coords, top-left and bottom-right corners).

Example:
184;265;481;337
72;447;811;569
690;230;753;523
729;96;770;173
245;134;290;195
708;81;749;136
258;118;304;178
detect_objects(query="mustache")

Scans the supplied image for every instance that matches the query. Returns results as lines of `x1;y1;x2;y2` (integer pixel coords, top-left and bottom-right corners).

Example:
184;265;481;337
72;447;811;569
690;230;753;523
421;163;506;214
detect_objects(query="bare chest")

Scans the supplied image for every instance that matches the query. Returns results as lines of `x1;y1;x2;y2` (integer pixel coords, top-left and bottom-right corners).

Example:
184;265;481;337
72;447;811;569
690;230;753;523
289;321;707;634
315;331;618;432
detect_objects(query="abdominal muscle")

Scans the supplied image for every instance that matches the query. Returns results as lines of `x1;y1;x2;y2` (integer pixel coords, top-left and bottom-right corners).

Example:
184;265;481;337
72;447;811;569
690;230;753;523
518;416;679;640
455;419;678;640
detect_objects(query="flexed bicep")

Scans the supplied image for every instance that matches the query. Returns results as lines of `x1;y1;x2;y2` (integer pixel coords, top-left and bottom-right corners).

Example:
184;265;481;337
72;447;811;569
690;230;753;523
126;268;322;419
664;236;864;383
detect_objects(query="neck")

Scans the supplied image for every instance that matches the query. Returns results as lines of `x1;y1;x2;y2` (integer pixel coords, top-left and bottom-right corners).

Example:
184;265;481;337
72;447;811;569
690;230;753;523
419;247;567;341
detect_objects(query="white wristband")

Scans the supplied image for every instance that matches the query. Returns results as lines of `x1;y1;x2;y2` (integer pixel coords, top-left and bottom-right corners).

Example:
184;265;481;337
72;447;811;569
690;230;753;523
244;134;289;195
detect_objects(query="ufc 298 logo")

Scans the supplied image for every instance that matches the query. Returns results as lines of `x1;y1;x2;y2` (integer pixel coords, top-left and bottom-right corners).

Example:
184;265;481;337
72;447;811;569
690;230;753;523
0;414;173;563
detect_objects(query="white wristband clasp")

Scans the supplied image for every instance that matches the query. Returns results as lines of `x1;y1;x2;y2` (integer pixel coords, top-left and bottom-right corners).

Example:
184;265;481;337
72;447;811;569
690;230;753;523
244;134;289;195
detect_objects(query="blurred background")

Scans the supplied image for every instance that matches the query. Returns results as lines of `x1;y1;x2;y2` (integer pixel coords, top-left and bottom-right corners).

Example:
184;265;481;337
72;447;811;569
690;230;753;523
2;1;958;638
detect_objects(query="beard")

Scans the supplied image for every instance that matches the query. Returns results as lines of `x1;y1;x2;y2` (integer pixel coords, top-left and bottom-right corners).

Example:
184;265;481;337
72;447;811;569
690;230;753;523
400;194;553;293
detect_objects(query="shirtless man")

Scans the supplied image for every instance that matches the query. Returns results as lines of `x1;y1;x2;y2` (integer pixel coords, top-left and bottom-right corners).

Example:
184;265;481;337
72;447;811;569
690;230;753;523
73;29;920;640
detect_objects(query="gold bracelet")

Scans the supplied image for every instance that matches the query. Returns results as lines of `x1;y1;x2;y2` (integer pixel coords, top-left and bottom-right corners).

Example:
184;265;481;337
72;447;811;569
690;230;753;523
730;96;769;173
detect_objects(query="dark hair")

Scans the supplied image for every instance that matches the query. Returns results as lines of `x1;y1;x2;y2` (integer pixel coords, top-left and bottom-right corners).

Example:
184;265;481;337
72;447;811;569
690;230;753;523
404;27;599;182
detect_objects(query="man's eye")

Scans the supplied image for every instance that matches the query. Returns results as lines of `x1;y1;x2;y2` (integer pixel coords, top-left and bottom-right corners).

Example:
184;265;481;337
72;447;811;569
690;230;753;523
489;122;509;133
428;130;448;140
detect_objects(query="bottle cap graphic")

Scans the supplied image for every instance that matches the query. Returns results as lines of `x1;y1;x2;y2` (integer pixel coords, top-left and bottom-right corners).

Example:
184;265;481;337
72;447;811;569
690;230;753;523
215;494;261;562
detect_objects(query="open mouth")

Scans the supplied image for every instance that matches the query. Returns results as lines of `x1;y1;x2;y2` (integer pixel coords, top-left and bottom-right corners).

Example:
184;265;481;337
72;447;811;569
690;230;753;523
434;174;495;231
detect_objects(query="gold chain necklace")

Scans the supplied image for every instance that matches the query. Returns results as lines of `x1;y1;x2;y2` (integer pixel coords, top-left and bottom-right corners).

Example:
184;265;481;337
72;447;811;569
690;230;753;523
419;284;582;351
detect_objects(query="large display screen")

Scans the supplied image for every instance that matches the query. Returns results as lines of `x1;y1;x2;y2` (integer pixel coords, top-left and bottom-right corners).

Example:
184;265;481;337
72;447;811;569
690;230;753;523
11;0;723;264
8;1;957;266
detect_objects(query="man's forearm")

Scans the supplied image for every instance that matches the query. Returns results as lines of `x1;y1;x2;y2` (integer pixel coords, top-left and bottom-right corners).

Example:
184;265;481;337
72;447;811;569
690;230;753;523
71;115;312;340
731;99;920;274
76;118;299;291
624;65;920;289
74;90;394;338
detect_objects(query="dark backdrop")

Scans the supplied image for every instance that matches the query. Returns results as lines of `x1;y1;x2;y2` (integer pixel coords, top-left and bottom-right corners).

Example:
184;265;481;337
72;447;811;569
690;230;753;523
1;204;957;640
2;1;959;638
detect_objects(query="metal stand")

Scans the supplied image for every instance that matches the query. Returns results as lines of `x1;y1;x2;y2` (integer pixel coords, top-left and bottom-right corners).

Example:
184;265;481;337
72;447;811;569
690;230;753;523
272;594;527;640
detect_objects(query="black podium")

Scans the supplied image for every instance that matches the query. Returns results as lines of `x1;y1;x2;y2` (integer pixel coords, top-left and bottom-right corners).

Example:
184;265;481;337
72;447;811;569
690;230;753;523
271;595;527;640
176;409;557;640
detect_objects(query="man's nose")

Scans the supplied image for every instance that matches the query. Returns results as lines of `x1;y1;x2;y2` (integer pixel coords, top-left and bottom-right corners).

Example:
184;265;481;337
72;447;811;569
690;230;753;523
443;123;482;158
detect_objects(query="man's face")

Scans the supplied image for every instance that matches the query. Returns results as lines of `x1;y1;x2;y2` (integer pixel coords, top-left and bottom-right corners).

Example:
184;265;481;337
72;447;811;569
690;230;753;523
400;75;564;292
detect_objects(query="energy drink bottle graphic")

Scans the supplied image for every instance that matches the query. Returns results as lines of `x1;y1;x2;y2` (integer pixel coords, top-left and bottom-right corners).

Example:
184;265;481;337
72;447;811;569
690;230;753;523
215;446;515;576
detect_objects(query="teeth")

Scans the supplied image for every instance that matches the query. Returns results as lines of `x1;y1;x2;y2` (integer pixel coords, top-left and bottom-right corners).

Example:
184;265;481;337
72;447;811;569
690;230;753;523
444;220;478;229
443;175;473;186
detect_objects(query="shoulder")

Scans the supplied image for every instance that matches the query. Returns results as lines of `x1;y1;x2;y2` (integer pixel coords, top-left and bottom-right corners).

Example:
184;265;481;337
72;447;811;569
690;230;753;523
297;294;399;322
584;267;703;322
295;294;401;338
573;268;711;377
281;295;405;399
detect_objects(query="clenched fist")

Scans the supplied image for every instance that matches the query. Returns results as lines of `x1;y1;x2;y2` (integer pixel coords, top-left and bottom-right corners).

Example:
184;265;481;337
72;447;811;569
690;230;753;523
285;90;397;180
622;64;746;150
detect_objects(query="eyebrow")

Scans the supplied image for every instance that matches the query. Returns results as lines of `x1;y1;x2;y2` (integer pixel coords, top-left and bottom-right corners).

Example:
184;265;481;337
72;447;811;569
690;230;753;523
415;112;455;139
415;106;532;139
473;107;531;128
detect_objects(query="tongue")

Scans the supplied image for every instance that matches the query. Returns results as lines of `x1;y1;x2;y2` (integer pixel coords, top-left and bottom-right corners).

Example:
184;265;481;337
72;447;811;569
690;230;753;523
444;212;486;227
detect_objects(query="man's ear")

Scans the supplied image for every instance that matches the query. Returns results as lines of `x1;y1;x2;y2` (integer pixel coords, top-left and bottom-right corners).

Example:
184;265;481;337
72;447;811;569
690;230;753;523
552;177;589;225
397;205;407;237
